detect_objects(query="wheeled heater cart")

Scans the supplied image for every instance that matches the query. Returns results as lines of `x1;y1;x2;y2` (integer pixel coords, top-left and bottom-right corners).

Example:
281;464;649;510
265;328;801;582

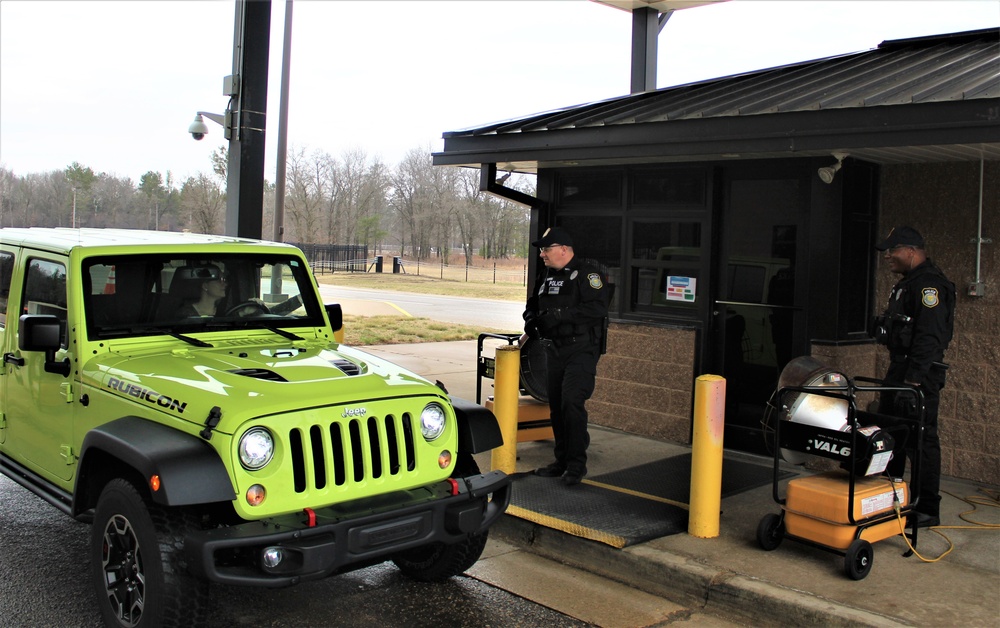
757;356;924;580
476;333;553;442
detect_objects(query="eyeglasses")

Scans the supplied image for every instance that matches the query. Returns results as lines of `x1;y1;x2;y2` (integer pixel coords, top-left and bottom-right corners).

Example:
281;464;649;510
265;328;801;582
540;245;564;253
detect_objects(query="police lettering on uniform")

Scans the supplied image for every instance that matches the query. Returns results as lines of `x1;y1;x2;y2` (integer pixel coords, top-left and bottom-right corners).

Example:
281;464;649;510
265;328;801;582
872;225;955;528
521;227;611;486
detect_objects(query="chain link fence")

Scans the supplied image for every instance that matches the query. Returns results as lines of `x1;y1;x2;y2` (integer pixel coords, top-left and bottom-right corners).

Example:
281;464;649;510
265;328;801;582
299;247;527;286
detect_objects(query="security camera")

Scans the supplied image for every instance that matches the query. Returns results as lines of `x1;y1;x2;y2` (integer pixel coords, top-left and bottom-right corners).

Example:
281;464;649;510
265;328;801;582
188;114;210;141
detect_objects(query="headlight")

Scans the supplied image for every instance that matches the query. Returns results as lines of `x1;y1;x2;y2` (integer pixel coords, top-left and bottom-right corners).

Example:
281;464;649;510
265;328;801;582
239;427;274;470
420;403;447;441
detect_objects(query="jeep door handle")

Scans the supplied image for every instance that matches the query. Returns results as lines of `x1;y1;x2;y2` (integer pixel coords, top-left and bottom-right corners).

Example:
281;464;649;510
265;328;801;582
3;352;25;367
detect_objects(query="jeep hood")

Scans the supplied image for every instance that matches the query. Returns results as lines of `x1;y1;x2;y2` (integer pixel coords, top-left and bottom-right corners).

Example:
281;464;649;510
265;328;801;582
83;342;444;430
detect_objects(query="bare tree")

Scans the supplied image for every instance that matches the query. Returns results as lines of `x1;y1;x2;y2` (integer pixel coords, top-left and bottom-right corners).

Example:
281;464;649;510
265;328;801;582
426;163;459;263
285;145;332;244
180;172;225;234
390;148;430;257
90;174;137;228
0;167;13;228
455;168;485;263
330;147;389;247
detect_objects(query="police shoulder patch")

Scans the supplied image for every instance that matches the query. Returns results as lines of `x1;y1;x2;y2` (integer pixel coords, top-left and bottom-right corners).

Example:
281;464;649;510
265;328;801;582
921;287;939;308
588;273;603;289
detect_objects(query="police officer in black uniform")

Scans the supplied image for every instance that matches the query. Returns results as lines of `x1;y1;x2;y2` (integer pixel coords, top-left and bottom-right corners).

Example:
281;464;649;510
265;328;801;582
873;226;955;528
521;227;611;486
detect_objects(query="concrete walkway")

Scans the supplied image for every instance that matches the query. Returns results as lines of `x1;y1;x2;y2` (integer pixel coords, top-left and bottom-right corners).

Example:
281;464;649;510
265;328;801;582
361;340;1000;627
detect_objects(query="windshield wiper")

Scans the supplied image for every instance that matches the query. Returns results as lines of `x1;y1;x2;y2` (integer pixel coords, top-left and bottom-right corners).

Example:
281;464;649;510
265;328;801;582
96;325;213;347
263;325;304;341
170;332;214;347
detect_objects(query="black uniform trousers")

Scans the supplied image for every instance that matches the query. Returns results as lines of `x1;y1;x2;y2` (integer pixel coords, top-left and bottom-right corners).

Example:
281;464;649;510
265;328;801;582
545;339;600;476
879;360;945;518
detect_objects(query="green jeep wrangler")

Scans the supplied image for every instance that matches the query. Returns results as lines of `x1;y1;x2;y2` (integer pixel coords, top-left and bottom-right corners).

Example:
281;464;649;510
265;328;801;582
0;228;510;627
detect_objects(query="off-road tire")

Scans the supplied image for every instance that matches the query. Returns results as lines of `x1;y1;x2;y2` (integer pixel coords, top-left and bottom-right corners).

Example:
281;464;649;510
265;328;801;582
392;454;489;582
91;478;208;627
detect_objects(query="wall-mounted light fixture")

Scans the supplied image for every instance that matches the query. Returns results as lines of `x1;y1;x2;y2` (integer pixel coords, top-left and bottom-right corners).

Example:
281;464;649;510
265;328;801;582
818;152;849;184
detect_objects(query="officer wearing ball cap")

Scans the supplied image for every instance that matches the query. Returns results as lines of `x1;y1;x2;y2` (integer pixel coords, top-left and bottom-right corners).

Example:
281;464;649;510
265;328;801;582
872;225;955;528
521;227;610;486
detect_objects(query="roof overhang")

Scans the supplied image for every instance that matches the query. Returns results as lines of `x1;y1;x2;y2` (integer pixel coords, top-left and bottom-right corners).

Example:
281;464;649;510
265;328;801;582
434;100;1000;172
434;28;1000;172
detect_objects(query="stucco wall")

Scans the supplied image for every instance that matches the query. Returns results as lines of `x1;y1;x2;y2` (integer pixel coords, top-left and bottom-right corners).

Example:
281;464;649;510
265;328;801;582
877;160;1000;486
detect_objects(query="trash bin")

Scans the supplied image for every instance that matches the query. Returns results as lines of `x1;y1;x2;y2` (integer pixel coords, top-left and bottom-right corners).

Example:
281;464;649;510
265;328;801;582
392;256;402;274
375;255;383;273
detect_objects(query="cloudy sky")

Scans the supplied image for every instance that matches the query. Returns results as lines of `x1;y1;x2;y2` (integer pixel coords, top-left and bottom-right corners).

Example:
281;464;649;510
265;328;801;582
1;0;997;185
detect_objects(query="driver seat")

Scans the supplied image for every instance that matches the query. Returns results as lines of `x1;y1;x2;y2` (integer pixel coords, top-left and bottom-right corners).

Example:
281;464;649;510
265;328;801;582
156;267;208;321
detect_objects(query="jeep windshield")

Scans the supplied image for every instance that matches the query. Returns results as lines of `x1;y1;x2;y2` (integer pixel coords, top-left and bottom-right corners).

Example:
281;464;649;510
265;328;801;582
83;253;327;341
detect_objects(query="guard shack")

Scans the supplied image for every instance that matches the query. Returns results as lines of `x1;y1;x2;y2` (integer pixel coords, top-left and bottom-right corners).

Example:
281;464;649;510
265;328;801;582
434;28;999;486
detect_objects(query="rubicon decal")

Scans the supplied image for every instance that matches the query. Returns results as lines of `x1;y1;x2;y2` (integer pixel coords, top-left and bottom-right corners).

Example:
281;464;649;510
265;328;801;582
107;377;188;414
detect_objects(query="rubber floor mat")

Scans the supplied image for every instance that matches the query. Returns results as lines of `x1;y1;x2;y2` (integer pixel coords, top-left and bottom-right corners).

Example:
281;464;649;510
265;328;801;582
589;453;792;502
508;473;689;548
509;454;791;548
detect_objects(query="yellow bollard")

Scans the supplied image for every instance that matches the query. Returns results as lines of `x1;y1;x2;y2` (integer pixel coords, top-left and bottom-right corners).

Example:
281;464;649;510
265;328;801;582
490;344;520;474
688;374;726;538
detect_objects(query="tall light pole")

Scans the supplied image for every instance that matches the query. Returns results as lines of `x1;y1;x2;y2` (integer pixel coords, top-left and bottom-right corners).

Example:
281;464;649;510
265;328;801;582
72;188;77;228
273;0;293;243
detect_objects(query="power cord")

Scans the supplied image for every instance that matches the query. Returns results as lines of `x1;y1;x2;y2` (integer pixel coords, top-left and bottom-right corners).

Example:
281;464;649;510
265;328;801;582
886;478;1000;563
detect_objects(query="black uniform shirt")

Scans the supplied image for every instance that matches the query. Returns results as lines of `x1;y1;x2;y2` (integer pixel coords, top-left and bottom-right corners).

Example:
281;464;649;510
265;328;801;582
525;257;610;340
883;259;955;383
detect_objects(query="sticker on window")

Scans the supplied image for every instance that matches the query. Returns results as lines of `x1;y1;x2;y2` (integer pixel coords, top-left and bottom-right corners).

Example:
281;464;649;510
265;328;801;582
666;276;696;302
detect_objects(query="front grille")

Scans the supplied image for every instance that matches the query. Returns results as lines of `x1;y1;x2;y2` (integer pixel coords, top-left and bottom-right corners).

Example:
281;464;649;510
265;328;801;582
288;414;417;493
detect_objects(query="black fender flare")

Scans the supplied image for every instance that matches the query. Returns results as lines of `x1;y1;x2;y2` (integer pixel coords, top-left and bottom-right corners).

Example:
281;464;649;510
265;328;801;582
77;417;236;511
449;396;503;454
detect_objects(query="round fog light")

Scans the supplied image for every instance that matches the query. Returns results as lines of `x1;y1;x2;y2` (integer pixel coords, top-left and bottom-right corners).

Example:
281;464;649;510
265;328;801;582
246;484;266;506
438;450;452;469
262;547;284;569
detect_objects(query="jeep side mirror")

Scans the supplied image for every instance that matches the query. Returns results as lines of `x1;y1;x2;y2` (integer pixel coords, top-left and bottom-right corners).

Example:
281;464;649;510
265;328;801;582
18;314;71;377
325;303;343;332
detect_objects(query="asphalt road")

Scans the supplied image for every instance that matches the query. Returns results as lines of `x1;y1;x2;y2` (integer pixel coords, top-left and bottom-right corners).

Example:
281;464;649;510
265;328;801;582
318;284;525;332
0;474;589;628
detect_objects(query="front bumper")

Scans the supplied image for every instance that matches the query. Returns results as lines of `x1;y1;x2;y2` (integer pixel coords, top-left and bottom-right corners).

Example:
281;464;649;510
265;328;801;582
184;470;510;586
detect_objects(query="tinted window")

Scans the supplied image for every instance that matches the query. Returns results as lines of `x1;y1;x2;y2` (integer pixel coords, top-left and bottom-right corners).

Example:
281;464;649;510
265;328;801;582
24;258;68;347
0;251;13;327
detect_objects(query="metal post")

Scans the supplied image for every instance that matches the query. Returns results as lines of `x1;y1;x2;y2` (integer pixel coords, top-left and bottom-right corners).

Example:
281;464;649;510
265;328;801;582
225;0;271;239
688;374;726;538
273;0;292;243
490;345;520;474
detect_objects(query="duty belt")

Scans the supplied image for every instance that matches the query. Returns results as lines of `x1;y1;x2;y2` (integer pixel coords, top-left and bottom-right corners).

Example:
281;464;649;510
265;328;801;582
551;333;594;348
890;354;950;371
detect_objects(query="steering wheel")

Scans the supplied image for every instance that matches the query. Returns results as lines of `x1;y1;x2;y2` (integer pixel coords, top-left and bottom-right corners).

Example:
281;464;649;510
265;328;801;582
225;299;270;317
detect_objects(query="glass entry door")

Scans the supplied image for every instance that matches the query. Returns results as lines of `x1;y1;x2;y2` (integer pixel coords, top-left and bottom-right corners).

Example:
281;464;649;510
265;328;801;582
714;178;804;455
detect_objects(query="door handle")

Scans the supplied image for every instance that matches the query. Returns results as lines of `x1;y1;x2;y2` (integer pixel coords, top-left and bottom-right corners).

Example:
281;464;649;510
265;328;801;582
3;352;25;367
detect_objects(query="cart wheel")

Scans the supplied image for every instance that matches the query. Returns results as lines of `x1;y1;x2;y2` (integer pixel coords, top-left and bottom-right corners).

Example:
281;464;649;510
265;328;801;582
756;513;785;551
845;539;874;580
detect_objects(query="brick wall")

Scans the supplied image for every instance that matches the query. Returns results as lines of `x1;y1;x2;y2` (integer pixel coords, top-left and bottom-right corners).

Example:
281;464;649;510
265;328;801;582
590;322;697;444
878;160;1000;486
